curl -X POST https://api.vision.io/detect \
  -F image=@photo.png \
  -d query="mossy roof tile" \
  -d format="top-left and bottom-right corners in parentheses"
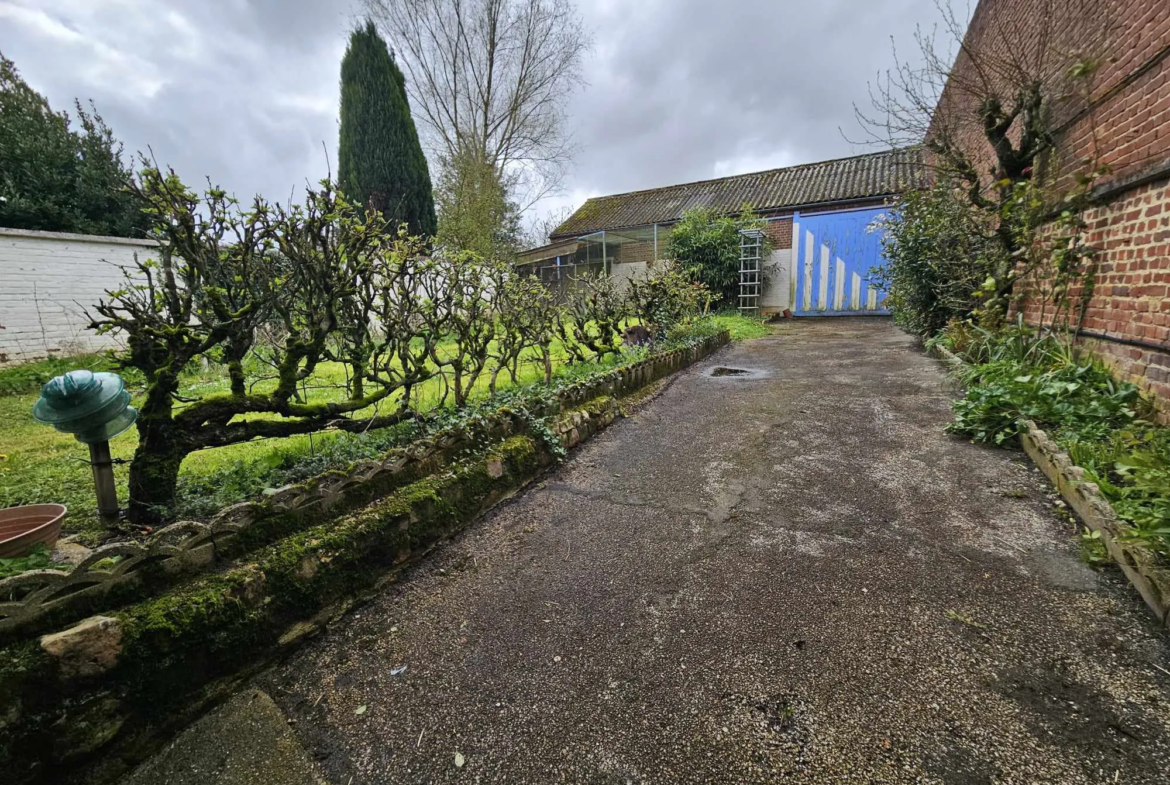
top-left (551, 147), bottom-right (924, 238)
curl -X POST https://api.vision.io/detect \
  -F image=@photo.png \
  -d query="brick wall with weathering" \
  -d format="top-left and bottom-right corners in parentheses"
top-left (0, 228), bottom-right (151, 366)
top-left (937, 0), bottom-right (1170, 418)
top-left (1017, 179), bottom-right (1170, 418)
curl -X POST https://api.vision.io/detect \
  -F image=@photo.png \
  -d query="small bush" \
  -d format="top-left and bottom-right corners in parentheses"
top-left (667, 205), bottom-right (769, 307)
top-left (875, 184), bottom-right (1007, 336)
top-left (627, 260), bottom-right (709, 337)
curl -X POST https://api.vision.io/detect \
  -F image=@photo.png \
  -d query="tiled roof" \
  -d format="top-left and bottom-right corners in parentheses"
top-left (551, 147), bottom-right (923, 238)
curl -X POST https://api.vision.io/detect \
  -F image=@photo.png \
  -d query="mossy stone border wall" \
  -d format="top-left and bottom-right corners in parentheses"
top-left (0, 333), bottom-right (729, 642)
top-left (0, 330), bottom-right (728, 785)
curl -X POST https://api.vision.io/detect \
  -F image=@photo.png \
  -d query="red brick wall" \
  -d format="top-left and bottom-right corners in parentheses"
top-left (939, 0), bottom-right (1170, 417)
top-left (933, 0), bottom-right (1170, 188)
top-left (762, 218), bottom-right (792, 250)
top-left (1017, 179), bottom-right (1170, 418)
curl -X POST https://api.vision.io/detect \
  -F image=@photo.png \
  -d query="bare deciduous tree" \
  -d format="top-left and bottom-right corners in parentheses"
top-left (363, 0), bottom-right (590, 210)
top-left (852, 0), bottom-right (1114, 193)
top-left (851, 0), bottom-right (1112, 317)
top-left (521, 204), bottom-right (574, 248)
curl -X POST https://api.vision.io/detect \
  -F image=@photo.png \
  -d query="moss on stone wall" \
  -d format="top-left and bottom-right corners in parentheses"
top-left (0, 332), bottom-right (729, 785)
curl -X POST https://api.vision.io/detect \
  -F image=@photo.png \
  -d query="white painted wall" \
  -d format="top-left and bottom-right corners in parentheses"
top-left (761, 247), bottom-right (794, 313)
top-left (0, 228), bottom-right (153, 365)
top-left (610, 260), bottom-right (649, 292)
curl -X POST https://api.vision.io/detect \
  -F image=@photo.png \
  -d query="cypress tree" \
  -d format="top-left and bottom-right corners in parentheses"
top-left (338, 21), bottom-right (437, 236)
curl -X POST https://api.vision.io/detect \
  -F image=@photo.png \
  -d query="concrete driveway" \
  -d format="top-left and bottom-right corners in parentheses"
top-left (236, 319), bottom-right (1170, 783)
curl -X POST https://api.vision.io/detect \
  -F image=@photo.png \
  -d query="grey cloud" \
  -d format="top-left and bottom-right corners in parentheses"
top-left (0, 0), bottom-right (964, 217)
top-left (561, 0), bottom-right (959, 203)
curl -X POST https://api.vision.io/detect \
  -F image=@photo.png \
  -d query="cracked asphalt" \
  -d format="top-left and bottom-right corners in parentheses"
top-left (253, 318), bottom-right (1170, 784)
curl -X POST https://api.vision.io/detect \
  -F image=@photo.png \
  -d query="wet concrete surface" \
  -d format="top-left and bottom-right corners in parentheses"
top-left (252, 318), bottom-right (1170, 784)
top-left (123, 689), bottom-right (326, 785)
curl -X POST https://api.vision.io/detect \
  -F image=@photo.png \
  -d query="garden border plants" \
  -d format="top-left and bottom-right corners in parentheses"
top-left (925, 338), bottom-right (1170, 627)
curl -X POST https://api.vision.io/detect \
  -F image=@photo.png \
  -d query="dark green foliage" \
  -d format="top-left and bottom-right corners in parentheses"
top-left (666, 205), bottom-right (768, 306)
top-left (874, 183), bottom-right (1007, 336)
top-left (0, 54), bottom-right (146, 237)
top-left (941, 322), bottom-right (1169, 560)
top-left (1067, 429), bottom-right (1170, 562)
top-left (0, 544), bottom-right (50, 579)
top-left (945, 323), bottom-right (1141, 446)
top-left (338, 22), bottom-right (437, 236)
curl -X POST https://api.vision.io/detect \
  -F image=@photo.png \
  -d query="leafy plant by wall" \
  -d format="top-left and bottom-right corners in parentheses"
top-left (338, 21), bottom-right (437, 237)
top-left (666, 205), bottom-right (769, 307)
top-left (939, 322), bottom-right (1168, 562)
top-left (0, 54), bottom-right (146, 238)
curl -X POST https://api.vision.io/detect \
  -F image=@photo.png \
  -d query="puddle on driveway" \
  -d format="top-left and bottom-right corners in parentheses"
top-left (705, 366), bottom-right (769, 380)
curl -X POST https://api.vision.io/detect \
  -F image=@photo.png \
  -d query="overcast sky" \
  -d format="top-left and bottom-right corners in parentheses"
top-left (0, 0), bottom-right (969, 228)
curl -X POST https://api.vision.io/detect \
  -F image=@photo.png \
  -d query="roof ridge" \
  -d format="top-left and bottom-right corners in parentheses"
top-left (577, 146), bottom-right (917, 205)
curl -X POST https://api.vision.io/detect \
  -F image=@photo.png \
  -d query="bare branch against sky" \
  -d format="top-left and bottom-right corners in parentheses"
top-left (362, 0), bottom-right (590, 210)
top-left (0, 0), bottom-right (970, 223)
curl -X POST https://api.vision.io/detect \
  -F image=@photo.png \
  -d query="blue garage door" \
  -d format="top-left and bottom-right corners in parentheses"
top-left (792, 207), bottom-right (890, 316)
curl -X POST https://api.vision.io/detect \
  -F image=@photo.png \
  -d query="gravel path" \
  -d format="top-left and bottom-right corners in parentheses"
top-left (257, 318), bottom-right (1170, 784)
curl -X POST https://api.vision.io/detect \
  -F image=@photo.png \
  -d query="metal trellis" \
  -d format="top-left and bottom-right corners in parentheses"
top-left (738, 229), bottom-right (764, 315)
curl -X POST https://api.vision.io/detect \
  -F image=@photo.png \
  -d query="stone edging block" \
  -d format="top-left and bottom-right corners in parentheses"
top-left (1020, 419), bottom-right (1170, 627)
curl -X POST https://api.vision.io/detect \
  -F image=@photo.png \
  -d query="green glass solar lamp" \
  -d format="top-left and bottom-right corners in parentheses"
top-left (32, 370), bottom-right (138, 523)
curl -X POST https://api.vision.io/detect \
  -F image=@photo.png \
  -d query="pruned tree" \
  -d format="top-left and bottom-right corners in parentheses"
top-left (422, 252), bottom-right (499, 408)
top-left (626, 260), bottom-right (709, 338)
top-left (338, 21), bottom-right (438, 236)
top-left (490, 268), bottom-right (558, 391)
top-left (90, 169), bottom-right (435, 524)
top-left (555, 271), bottom-right (626, 363)
top-left (851, 0), bottom-right (1111, 325)
top-left (361, 0), bottom-right (590, 212)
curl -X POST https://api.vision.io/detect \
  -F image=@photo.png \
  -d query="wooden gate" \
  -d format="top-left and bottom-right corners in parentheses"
top-left (792, 207), bottom-right (890, 316)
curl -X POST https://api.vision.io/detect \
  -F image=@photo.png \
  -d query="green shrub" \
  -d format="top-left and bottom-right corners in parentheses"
top-left (875, 184), bottom-right (1007, 336)
top-left (1064, 427), bottom-right (1170, 562)
top-left (0, 55), bottom-right (147, 237)
top-left (0, 544), bottom-right (50, 579)
top-left (667, 205), bottom-right (769, 307)
top-left (627, 260), bottom-right (709, 337)
top-left (948, 357), bottom-right (1140, 445)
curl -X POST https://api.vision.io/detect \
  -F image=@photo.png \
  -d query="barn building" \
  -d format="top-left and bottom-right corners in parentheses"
top-left (518, 147), bottom-right (924, 317)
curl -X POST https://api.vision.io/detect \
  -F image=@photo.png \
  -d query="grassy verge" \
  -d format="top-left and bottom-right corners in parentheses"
top-left (935, 321), bottom-right (1170, 563)
top-left (710, 311), bottom-right (773, 341)
top-left (1, 317), bottom-right (749, 545)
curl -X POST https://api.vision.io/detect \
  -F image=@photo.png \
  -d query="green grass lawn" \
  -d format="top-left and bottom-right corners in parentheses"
top-left (0, 313), bottom-right (768, 544)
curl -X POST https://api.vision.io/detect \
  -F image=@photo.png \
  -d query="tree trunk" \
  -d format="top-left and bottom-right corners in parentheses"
top-left (126, 380), bottom-right (188, 526)
top-left (127, 433), bottom-right (188, 527)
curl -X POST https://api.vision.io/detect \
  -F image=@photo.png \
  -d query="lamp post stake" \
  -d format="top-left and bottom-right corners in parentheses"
top-left (88, 440), bottom-right (119, 524)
